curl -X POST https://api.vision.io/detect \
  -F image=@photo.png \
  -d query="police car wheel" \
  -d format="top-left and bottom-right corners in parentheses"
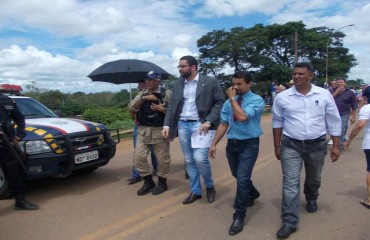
top-left (0, 164), bottom-right (11, 199)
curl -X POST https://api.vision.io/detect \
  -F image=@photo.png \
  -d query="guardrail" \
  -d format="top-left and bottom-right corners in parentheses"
top-left (111, 129), bottom-right (133, 138)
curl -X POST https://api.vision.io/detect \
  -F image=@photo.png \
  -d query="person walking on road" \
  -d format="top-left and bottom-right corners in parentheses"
top-left (162, 55), bottom-right (224, 205)
top-left (0, 91), bottom-right (39, 210)
top-left (329, 77), bottom-right (358, 147)
top-left (127, 78), bottom-right (158, 185)
top-left (272, 62), bottom-right (342, 239)
top-left (344, 86), bottom-right (370, 209)
top-left (128, 71), bottom-right (172, 196)
top-left (209, 71), bottom-right (265, 236)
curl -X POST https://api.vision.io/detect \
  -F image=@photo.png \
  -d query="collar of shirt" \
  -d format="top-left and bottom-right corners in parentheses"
top-left (287, 84), bottom-right (319, 97)
top-left (184, 73), bottom-right (199, 83)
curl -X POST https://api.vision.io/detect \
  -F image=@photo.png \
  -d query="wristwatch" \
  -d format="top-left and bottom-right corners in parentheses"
top-left (229, 98), bottom-right (234, 102)
top-left (205, 121), bottom-right (211, 124)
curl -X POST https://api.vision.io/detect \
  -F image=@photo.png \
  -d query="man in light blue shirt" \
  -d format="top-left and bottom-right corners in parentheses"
top-left (209, 71), bottom-right (265, 236)
top-left (272, 62), bottom-right (341, 239)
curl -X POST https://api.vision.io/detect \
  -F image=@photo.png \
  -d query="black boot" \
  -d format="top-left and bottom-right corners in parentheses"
top-left (137, 175), bottom-right (156, 196)
top-left (15, 196), bottom-right (39, 211)
top-left (152, 176), bottom-right (168, 195)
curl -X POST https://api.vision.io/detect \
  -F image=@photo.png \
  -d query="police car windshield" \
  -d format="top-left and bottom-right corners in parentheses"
top-left (12, 98), bottom-right (58, 119)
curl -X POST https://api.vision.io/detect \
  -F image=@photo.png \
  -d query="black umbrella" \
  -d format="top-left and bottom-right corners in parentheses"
top-left (87, 59), bottom-right (171, 84)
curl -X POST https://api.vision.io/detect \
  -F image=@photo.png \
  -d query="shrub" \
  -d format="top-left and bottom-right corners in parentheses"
top-left (83, 107), bottom-right (132, 125)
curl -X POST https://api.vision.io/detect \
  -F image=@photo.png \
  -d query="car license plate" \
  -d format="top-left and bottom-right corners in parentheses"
top-left (75, 151), bottom-right (99, 164)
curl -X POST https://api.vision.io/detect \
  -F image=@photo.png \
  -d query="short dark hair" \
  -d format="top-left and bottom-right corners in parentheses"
top-left (294, 62), bottom-right (315, 73)
top-left (180, 55), bottom-right (198, 70)
top-left (363, 86), bottom-right (370, 104)
top-left (336, 77), bottom-right (347, 82)
top-left (232, 71), bottom-right (252, 84)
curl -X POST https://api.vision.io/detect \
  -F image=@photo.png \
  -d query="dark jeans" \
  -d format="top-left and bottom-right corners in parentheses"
top-left (226, 137), bottom-right (260, 221)
top-left (0, 144), bottom-right (26, 199)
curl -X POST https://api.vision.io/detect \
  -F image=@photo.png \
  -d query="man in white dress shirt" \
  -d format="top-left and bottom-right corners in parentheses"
top-left (272, 62), bottom-right (342, 239)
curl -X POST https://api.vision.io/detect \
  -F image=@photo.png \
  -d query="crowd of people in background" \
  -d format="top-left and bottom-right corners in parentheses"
top-left (264, 78), bottom-right (367, 106)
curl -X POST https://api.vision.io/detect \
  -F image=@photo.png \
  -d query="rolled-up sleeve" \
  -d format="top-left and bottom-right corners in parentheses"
top-left (128, 91), bottom-right (144, 112)
top-left (325, 92), bottom-right (341, 136)
top-left (245, 96), bottom-right (265, 119)
top-left (272, 95), bottom-right (284, 128)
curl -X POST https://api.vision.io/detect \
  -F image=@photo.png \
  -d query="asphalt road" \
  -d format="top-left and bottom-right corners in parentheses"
top-left (0, 115), bottom-right (368, 240)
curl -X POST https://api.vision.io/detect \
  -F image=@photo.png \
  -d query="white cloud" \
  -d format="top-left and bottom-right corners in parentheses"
top-left (0, 0), bottom-right (369, 93)
top-left (194, 0), bottom-right (288, 17)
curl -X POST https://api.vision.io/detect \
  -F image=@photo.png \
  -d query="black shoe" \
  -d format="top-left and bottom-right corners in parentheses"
top-left (206, 186), bottom-right (216, 203)
top-left (276, 224), bottom-right (297, 239)
top-left (306, 200), bottom-right (318, 213)
top-left (247, 190), bottom-right (261, 207)
top-left (127, 177), bottom-right (143, 185)
top-left (15, 200), bottom-right (39, 211)
top-left (228, 219), bottom-right (244, 235)
top-left (182, 193), bottom-right (202, 204)
top-left (137, 175), bottom-right (156, 196)
top-left (152, 177), bottom-right (168, 195)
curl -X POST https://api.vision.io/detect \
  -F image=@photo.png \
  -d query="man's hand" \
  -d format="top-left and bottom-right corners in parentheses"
top-left (209, 145), bottom-right (216, 159)
top-left (199, 122), bottom-right (211, 135)
top-left (350, 115), bottom-right (356, 125)
top-left (226, 86), bottom-right (237, 99)
top-left (274, 146), bottom-right (281, 160)
top-left (335, 86), bottom-right (345, 95)
top-left (143, 94), bottom-right (158, 102)
top-left (330, 145), bottom-right (341, 162)
top-left (10, 136), bottom-right (21, 145)
top-left (162, 128), bottom-right (169, 139)
top-left (151, 102), bottom-right (166, 113)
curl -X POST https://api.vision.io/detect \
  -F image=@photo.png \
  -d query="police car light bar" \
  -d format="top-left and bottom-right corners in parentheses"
top-left (0, 84), bottom-right (23, 92)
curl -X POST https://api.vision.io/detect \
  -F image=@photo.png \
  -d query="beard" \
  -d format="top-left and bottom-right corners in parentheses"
top-left (180, 70), bottom-right (191, 78)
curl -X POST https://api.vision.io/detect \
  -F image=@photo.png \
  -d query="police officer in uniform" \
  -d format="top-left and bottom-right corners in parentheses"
top-left (128, 71), bottom-right (172, 196)
top-left (0, 92), bottom-right (39, 210)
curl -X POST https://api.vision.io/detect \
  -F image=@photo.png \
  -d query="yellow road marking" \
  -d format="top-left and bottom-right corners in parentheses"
top-left (78, 195), bottom-right (184, 240)
top-left (107, 204), bottom-right (186, 240)
top-left (79, 152), bottom-right (276, 240)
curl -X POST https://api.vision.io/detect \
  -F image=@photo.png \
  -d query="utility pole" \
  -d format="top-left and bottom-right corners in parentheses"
top-left (294, 32), bottom-right (298, 64)
top-left (325, 24), bottom-right (355, 85)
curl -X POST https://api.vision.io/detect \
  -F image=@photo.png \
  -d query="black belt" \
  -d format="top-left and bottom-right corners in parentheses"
top-left (180, 119), bottom-right (199, 122)
top-left (228, 137), bottom-right (259, 143)
top-left (286, 135), bottom-right (326, 144)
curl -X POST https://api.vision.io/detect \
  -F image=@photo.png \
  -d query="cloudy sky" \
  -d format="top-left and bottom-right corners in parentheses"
top-left (0, 0), bottom-right (369, 93)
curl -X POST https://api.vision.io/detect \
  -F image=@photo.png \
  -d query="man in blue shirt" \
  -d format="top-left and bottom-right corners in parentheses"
top-left (209, 71), bottom-right (265, 236)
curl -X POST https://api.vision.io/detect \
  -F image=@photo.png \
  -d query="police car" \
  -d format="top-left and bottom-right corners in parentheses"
top-left (0, 84), bottom-right (119, 198)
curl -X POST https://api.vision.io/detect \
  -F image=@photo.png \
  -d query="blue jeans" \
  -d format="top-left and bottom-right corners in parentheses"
top-left (178, 121), bottom-right (214, 195)
top-left (280, 135), bottom-right (327, 226)
top-left (131, 124), bottom-right (158, 179)
top-left (226, 138), bottom-right (260, 221)
top-left (340, 114), bottom-right (350, 145)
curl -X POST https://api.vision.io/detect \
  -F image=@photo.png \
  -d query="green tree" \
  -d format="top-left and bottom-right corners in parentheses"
top-left (197, 21), bottom-right (357, 90)
top-left (37, 90), bottom-right (67, 110)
